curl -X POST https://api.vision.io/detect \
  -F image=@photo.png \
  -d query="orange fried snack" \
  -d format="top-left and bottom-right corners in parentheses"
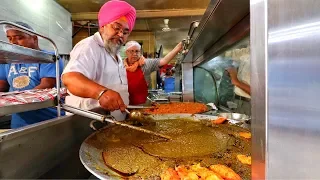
top-left (190, 164), bottom-right (223, 180)
top-left (161, 164), bottom-right (240, 180)
top-left (160, 168), bottom-right (180, 180)
top-left (175, 166), bottom-right (199, 180)
top-left (237, 155), bottom-right (251, 165)
top-left (239, 132), bottom-right (251, 139)
top-left (212, 117), bottom-right (227, 124)
top-left (209, 165), bottom-right (241, 180)
top-left (145, 102), bottom-right (208, 114)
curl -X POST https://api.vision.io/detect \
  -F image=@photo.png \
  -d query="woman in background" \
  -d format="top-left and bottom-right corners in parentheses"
top-left (124, 41), bottom-right (182, 105)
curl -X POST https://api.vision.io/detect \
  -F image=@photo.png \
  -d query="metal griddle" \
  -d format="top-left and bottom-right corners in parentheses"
top-left (79, 113), bottom-right (250, 179)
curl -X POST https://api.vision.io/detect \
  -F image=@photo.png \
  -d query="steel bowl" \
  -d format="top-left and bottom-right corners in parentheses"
top-left (217, 113), bottom-right (251, 122)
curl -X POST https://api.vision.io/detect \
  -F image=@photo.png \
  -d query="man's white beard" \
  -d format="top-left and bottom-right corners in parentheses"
top-left (104, 40), bottom-right (121, 56)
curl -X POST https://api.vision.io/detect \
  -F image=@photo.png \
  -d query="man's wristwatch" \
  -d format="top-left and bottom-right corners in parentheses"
top-left (97, 89), bottom-right (108, 100)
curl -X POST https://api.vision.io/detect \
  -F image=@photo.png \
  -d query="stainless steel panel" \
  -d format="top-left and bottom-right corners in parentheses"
top-left (252, 0), bottom-right (320, 179)
top-left (183, 0), bottom-right (249, 63)
top-left (250, 0), bottom-right (267, 179)
top-left (267, 0), bottom-right (320, 179)
top-left (193, 15), bottom-right (250, 67)
top-left (181, 63), bottom-right (194, 101)
top-left (183, 0), bottom-right (220, 52)
top-left (0, 2), bottom-right (72, 54)
top-left (0, 115), bottom-right (93, 178)
top-left (174, 64), bottom-right (182, 92)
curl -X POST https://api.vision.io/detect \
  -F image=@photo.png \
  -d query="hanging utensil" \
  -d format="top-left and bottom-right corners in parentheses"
top-left (126, 105), bottom-right (155, 109)
top-left (62, 104), bottom-right (171, 140)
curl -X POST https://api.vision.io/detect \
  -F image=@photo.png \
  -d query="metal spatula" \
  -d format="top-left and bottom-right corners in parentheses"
top-left (126, 105), bottom-right (156, 109)
top-left (62, 104), bottom-right (171, 140)
top-left (125, 109), bottom-right (147, 121)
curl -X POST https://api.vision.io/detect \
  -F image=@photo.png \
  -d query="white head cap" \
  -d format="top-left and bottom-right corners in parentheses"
top-left (124, 41), bottom-right (141, 51)
top-left (3, 21), bottom-right (36, 36)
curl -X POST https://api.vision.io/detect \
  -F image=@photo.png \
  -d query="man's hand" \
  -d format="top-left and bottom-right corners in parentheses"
top-left (98, 89), bottom-right (126, 112)
top-left (175, 42), bottom-right (183, 52)
top-left (226, 67), bottom-right (251, 95)
top-left (159, 42), bottom-right (184, 66)
top-left (226, 67), bottom-right (240, 86)
top-left (138, 55), bottom-right (145, 62)
top-left (34, 77), bottom-right (56, 89)
top-left (0, 80), bottom-right (9, 92)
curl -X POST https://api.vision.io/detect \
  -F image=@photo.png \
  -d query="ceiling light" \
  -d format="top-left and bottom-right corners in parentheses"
top-left (162, 19), bottom-right (171, 32)
top-left (162, 26), bottom-right (171, 32)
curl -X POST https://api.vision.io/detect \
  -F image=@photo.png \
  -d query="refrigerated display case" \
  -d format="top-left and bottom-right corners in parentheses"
top-left (195, 36), bottom-right (251, 115)
top-left (180, 0), bottom-right (250, 113)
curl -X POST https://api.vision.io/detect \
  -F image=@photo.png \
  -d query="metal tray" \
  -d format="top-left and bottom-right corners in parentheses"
top-left (0, 99), bottom-right (57, 116)
top-left (0, 40), bottom-right (56, 64)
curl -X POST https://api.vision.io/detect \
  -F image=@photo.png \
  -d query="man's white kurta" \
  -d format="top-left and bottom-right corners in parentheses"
top-left (63, 32), bottom-right (129, 120)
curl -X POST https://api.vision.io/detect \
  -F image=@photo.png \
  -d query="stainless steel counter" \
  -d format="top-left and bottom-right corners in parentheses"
top-left (0, 129), bottom-right (9, 133)
top-left (0, 114), bottom-right (94, 179)
top-left (0, 115), bottom-right (10, 129)
top-left (251, 0), bottom-right (320, 179)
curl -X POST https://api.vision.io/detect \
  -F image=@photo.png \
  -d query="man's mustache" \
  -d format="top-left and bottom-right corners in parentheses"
top-left (110, 36), bottom-right (124, 45)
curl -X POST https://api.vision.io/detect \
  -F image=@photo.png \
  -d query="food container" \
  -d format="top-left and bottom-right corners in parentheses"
top-left (217, 113), bottom-right (251, 122)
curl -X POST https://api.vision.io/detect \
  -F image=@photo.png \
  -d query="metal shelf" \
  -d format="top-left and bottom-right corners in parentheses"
top-left (0, 40), bottom-right (56, 64)
top-left (0, 21), bottom-right (62, 117)
top-left (0, 99), bottom-right (57, 116)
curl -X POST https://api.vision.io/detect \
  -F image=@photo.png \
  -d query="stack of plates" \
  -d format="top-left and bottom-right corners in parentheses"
top-left (154, 98), bottom-right (169, 104)
top-left (169, 92), bottom-right (182, 102)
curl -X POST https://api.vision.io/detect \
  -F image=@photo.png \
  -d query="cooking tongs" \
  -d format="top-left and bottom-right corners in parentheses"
top-left (62, 104), bottom-right (171, 140)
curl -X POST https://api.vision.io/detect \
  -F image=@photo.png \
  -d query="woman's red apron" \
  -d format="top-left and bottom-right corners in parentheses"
top-left (127, 67), bottom-right (148, 105)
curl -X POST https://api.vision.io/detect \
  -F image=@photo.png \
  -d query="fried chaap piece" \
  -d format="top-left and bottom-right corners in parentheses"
top-left (205, 174), bottom-right (224, 180)
top-left (237, 154), bottom-right (251, 165)
top-left (175, 165), bottom-right (199, 180)
top-left (209, 165), bottom-right (241, 180)
top-left (160, 168), bottom-right (180, 180)
top-left (161, 164), bottom-right (240, 180)
top-left (190, 164), bottom-right (223, 180)
top-left (239, 132), bottom-right (251, 139)
top-left (212, 117), bottom-right (227, 125)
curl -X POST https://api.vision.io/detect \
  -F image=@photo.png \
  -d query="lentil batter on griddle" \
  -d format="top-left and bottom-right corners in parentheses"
top-left (86, 119), bottom-right (251, 179)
